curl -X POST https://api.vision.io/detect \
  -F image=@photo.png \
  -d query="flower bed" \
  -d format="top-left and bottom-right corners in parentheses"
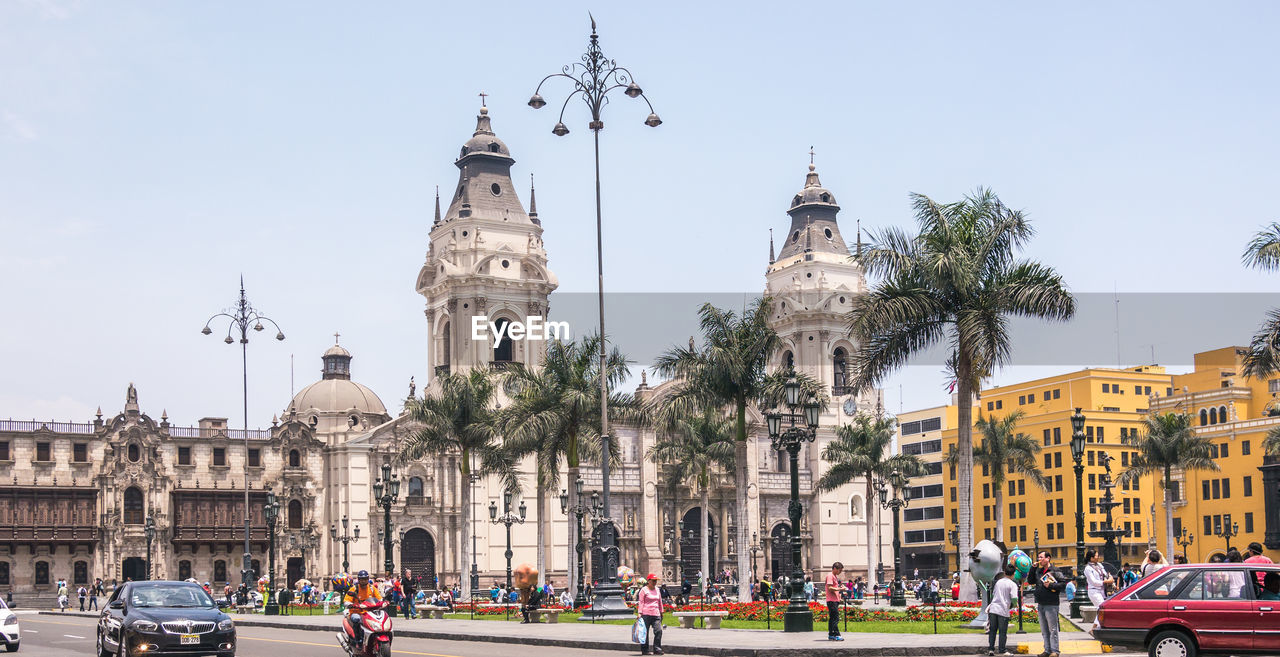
top-left (669, 600), bottom-right (1038, 624)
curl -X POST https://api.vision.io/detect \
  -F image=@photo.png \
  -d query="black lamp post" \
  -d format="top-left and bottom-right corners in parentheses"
top-left (1218, 521), bottom-right (1239, 554)
top-left (489, 491), bottom-right (526, 592)
top-left (878, 471), bottom-right (911, 607)
top-left (748, 532), bottom-right (763, 594)
top-left (263, 491), bottom-right (281, 615)
top-left (373, 463), bottom-right (400, 576)
top-left (529, 19), bottom-right (660, 619)
top-left (1178, 529), bottom-right (1195, 561)
top-left (764, 375), bottom-right (820, 632)
top-left (470, 470), bottom-right (480, 600)
top-left (1069, 407), bottom-right (1090, 618)
top-left (201, 278), bottom-right (285, 590)
top-left (948, 529), bottom-right (960, 580)
top-left (144, 515), bottom-right (156, 581)
top-left (560, 477), bottom-right (590, 608)
top-left (1034, 529), bottom-right (1040, 559)
top-left (329, 516), bottom-right (359, 573)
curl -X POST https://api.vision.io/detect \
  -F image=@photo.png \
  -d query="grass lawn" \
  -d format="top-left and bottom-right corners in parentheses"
top-left (443, 610), bottom-right (1058, 634)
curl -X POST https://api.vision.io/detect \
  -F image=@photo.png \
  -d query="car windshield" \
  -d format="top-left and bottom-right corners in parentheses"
top-left (130, 584), bottom-right (215, 608)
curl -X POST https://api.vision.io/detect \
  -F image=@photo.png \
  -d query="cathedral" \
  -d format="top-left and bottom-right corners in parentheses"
top-left (0, 104), bottom-right (891, 599)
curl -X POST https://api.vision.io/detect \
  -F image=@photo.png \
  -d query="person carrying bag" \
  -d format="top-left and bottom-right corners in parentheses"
top-left (635, 573), bottom-right (664, 655)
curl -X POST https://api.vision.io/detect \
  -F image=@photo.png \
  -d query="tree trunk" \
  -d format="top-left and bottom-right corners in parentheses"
top-left (955, 351), bottom-right (977, 602)
top-left (1164, 466), bottom-right (1175, 559)
top-left (701, 482), bottom-right (711, 595)
top-left (734, 399), bottom-right (752, 602)
top-left (460, 450), bottom-right (472, 602)
top-left (994, 485), bottom-right (1004, 543)
top-left (865, 478), bottom-right (878, 583)
top-left (535, 468), bottom-right (546, 587)
top-left (567, 463), bottom-right (580, 600)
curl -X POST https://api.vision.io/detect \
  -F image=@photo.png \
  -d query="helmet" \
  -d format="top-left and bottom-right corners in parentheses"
top-left (357, 570), bottom-right (370, 579)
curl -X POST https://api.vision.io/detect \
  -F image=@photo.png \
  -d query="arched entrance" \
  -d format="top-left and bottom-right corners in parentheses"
top-left (400, 528), bottom-right (437, 589)
top-left (769, 523), bottom-right (792, 582)
top-left (286, 557), bottom-right (304, 588)
top-left (679, 508), bottom-right (716, 586)
top-left (122, 557), bottom-right (147, 582)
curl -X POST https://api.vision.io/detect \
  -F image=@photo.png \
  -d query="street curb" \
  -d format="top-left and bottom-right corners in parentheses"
top-left (37, 611), bottom-right (1010, 656)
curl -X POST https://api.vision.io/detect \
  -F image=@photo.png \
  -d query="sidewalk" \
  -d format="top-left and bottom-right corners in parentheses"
top-left (40, 610), bottom-right (1101, 656)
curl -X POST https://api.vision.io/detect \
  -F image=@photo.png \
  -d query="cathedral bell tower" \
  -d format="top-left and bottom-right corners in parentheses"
top-left (416, 104), bottom-right (559, 380)
top-left (765, 159), bottom-right (879, 419)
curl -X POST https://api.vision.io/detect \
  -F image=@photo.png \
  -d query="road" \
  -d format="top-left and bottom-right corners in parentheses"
top-left (16, 612), bottom-right (650, 657)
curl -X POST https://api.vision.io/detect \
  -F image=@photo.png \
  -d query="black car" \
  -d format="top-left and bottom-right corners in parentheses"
top-left (96, 581), bottom-right (235, 657)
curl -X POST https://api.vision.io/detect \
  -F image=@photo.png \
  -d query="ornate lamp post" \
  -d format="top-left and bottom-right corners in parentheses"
top-left (373, 463), bottom-right (400, 576)
top-left (948, 529), bottom-right (960, 577)
top-left (560, 478), bottom-right (590, 608)
top-left (469, 470), bottom-right (480, 600)
top-left (877, 470), bottom-right (911, 607)
top-left (329, 516), bottom-right (359, 573)
top-left (1217, 521), bottom-right (1239, 554)
top-left (263, 490), bottom-right (281, 615)
top-left (489, 491), bottom-right (526, 592)
top-left (748, 532), bottom-right (763, 594)
top-left (201, 277), bottom-right (285, 590)
top-left (1069, 408), bottom-right (1091, 618)
top-left (764, 375), bottom-right (820, 632)
top-left (528, 18), bottom-right (660, 619)
top-left (144, 515), bottom-right (156, 581)
top-left (1178, 529), bottom-right (1195, 561)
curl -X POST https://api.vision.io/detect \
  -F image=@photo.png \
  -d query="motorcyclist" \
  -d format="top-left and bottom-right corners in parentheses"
top-left (343, 570), bottom-right (383, 649)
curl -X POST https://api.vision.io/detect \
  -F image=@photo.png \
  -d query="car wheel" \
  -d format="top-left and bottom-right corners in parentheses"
top-left (97, 631), bottom-right (111, 657)
top-left (3, 641), bottom-right (15, 652)
top-left (1148, 630), bottom-right (1196, 657)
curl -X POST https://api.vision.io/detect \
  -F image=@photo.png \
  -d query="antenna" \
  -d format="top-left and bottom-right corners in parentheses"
top-left (1114, 283), bottom-right (1121, 368)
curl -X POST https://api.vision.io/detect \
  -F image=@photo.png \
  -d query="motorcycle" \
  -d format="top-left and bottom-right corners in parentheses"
top-left (336, 600), bottom-right (393, 657)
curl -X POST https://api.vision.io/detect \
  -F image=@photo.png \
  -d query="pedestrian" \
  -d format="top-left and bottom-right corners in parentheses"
top-left (804, 576), bottom-right (814, 602)
top-left (77, 584), bottom-right (87, 611)
top-left (401, 569), bottom-right (418, 619)
top-left (1029, 551), bottom-right (1066, 657)
top-left (636, 573), bottom-right (663, 655)
top-left (89, 579), bottom-right (101, 611)
top-left (520, 584), bottom-right (543, 624)
top-left (1140, 550), bottom-right (1167, 578)
top-left (58, 582), bottom-right (69, 612)
top-left (1083, 549), bottom-right (1111, 609)
top-left (986, 566), bottom-right (1017, 656)
top-left (824, 562), bottom-right (844, 642)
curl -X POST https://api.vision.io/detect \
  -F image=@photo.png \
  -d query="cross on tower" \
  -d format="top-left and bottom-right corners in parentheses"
top-left (479, 91), bottom-right (488, 108)
top-left (809, 146), bottom-right (815, 165)
top-left (333, 332), bottom-right (340, 344)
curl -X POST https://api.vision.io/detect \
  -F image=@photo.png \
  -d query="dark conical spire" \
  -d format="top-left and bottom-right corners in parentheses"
top-left (768, 228), bottom-right (775, 264)
top-left (528, 173), bottom-right (540, 225)
top-left (856, 218), bottom-right (862, 259)
top-left (433, 186), bottom-right (442, 225)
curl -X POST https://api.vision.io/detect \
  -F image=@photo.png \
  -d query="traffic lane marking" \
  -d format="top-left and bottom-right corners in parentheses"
top-left (241, 634), bottom-right (474, 657)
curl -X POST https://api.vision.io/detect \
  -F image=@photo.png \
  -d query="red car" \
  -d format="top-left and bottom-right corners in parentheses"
top-left (1092, 563), bottom-right (1280, 657)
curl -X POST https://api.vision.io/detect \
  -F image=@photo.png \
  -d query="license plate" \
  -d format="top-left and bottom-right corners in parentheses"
top-left (180, 634), bottom-right (200, 645)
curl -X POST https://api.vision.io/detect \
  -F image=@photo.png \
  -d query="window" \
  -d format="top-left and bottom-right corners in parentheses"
top-left (1244, 441), bottom-right (1252, 455)
top-left (36, 442), bottom-right (51, 462)
top-left (1213, 515), bottom-right (1223, 536)
top-left (984, 506), bottom-right (991, 521)
top-left (1087, 426), bottom-right (1094, 442)
top-left (1043, 429), bottom-right (1051, 446)
top-left (904, 529), bottom-right (946, 543)
top-left (1134, 385), bottom-right (1142, 394)
top-left (1055, 475), bottom-right (1062, 490)
top-left (1134, 478), bottom-right (1140, 490)
top-left (73, 443), bottom-right (87, 462)
top-left (1246, 512), bottom-right (1255, 533)
top-left (1045, 389), bottom-right (1053, 401)
top-left (123, 486), bottom-right (144, 524)
top-left (833, 348), bottom-right (848, 391)
top-left (0, 563), bottom-right (8, 586)
top-left (1089, 473), bottom-right (1096, 489)
top-left (1019, 501), bottom-right (1025, 517)
top-left (1204, 515), bottom-right (1212, 535)
top-left (903, 506), bottom-right (944, 521)
top-left (950, 487), bottom-right (956, 502)
top-left (1170, 481), bottom-right (1181, 501)
top-left (1210, 408), bottom-right (1218, 424)
top-left (988, 402), bottom-right (994, 411)
top-left (1056, 522), bottom-right (1064, 538)
top-left (248, 449), bottom-right (260, 467)
top-left (1009, 481), bottom-right (1016, 496)
top-left (923, 462), bottom-right (943, 475)
top-left (1046, 500), bottom-right (1054, 516)
top-left (1044, 454), bottom-right (1052, 469)
top-left (35, 561), bottom-right (48, 586)
top-left (996, 400), bottom-right (1003, 409)
top-left (1009, 502), bottom-right (1016, 518)
top-left (1211, 479), bottom-right (1220, 499)
top-left (1088, 451), bottom-right (1095, 466)
top-left (1210, 444), bottom-right (1219, 459)
top-left (1145, 386), bottom-right (1152, 395)
top-left (127, 443), bottom-right (139, 462)
top-left (1019, 395), bottom-right (1026, 405)
top-left (178, 446), bottom-right (191, 465)
top-left (1181, 570), bottom-right (1249, 601)
top-left (1090, 521), bottom-right (1098, 532)
top-left (1019, 480), bottom-right (1026, 495)
top-left (908, 484), bottom-right (943, 499)
top-left (1054, 389), bottom-right (1061, 399)
top-left (0, 442), bottom-right (7, 461)
top-left (178, 560), bottom-right (192, 581)
top-left (951, 509), bottom-right (958, 523)
top-left (214, 560), bottom-right (227, 582)
top-left (1048, 524), bottom-right (1056, 540)
top-left (1056, 499), bottom-right (1063, 515)
top-left (492, 317), bottom-right (513, 362)
top-left (1122, 452), bottom-right (1129, 467)
top-left (1173, 517), bottom-right (1182, 537)
top-left (1221, 443), bottom-right (1229, 458)
top-left (1028, 393), bottom-right (1036, 403)
top-left (1203, 480), bottom-right (1211, 500)
top-left (982, 463), bottom-right (990, 477)
top-left (213, 448), bottom-right (226, 466)
top-left (1200, 409), bottom-right (1208, 426)
top-left (1223, 478), bottom-right (1231, 498)
top-left (983, 483), bottom-right (990, 499)
top-left (1102, 383), bottom-right (1111, 393)
top-left (1097, 427), bottom-right (1104, 442)
top-left (288, 499), bottom-right (303, 529)
top-left (1135, 522), bottom-right (1142, 537)
top-left (1220, 405), bottom-right (1229, 422)
top-left (1054, 427), bottom-right (1061, 444)
top-left (1133, 569), bottom-right (1192, 599)
top-left (903, 439), bottom-right (942, 455)
top-left (782, 350), bottom-right (794, 369)
top-left (289, 449), bottom-right (301, 467)
top-left (1245, 476), bottom-right (1253, 497)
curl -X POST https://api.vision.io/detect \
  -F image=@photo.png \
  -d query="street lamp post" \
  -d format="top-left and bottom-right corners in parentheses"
top-left (263, 490), bottom-right (281, 615)
top-left (1178, 529), bottom-right (1195, 561)
top-left (560, 478), bottom-right (590, 608)
top-left (948, 529), bottom-right (960, 581)
top-left (528, 18), bottom-right (660, 619)
top-left (202, 278), bottom-right (285, 590)
top-left (144, 515), bottom-right (156, 581)
top-left (748, 532), bottom-right (763, 595)
top-left (470, 471), bottom-right (480, 600)
top-left (373, 463), bottom-right (400, 576)
top-left (1034, 529), bottom-right (1040, 559)
top-left (1218, 522), bottom-right (1239, 554)
top-left (877, 471), bottom-right (911, 607)
top-left (764, 375), bottom-right (820, 632)
top-left (329, 516), bottom-right (359, 573)
top-left (489, 491), bottom-right (526, 592)
top-left (1069, 408), bottom-right (1091, 618)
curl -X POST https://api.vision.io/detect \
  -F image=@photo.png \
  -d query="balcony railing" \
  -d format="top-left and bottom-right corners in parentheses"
top-left (3, 526), bottom-right (99, 541)
top-left (0, 420), bottom-right (95, 434)
top-left (166, 426), bottom-right (272, 440)
top-left (171, 526), bottom-right (273, 541)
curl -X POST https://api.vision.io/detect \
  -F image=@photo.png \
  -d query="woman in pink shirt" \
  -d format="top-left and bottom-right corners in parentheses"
top-left (636, 573), bottom-right (664, 655)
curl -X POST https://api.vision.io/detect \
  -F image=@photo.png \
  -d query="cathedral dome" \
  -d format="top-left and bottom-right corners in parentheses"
top-left (458, 107), bottom-right (511, 159)
top-left (788, 164), bottom-right (839, 210)
top-left (286, 339), bottom-right (388, 417)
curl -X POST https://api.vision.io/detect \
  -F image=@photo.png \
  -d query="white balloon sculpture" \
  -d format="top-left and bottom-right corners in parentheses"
top-left (965, 539), bottom-right (1005, 629)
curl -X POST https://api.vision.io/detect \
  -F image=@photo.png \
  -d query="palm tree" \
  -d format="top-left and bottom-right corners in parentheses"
top-left (847, 188), bottom-right (1075, 590)
top-left (1119, 412), bottom-right (1219, 559)
top-left (654, 299), bottom-right (824, 602)
top-left (1241, 222), bottom-right (1280, 378)
top-left (945, 411), bottom-right (1047, 542)
top-left (815, 413), bottom-right (926, 586)
top-left (402, 369), bottom-right (519, 601)
top-left (647, 408), bottom-right (736, 588)
top-left (498, 333), bottom-right (636, 597)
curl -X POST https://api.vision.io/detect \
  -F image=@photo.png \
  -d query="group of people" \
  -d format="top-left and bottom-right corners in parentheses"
top-left (56, 578), bottom-right (107, 612)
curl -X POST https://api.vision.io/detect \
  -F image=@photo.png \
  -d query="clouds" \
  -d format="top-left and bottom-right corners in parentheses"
top-left (1, 111), bottom-right (37, 141)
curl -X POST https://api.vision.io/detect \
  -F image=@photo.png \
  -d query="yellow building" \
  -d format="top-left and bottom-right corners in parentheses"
top-left (896, 404), bottom-right (957, 578)
top-left (1150, 347), bottom-right (1280, 562)
top-left (937, 366), bottom-right (1171, 572)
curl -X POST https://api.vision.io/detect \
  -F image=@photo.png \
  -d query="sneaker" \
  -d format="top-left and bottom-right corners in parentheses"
top-left (654, 650), bottom-right (664, 655)
top-left (1049, 653), bottom-right (1060, 657)
top-left (830, 636), bottom-right (844, 642)
top-left (1038, 652), bottom-right (1051, 657)
top-left (986, 651), bottom-right (995, 656)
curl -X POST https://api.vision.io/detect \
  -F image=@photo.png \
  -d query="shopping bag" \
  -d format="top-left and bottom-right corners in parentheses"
top-left (631, 617), bottom-right (647, 644)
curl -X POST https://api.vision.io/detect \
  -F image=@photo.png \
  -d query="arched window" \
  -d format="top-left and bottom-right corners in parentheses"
top-left (35, 561), bottom-right (48, 586)
top-left (849, 495), bottom-right (863, 521)
top-left (74, 560), bottom-right (88, 585)
top-left (127, 443), bottom-right (140, 462)
top-left (493, 318), bottom-right (513, 363)
top-left (441, 321), bottom-right (451, 371)
top-left (1200, 409), bottom-right (1208, 426)
top-left (782, 350), bottom-right (794, 371)
top-left (123, 487), bottom-right (144, 524)
top-left (0, 563), bottom-right (8, 586)
top-left (833, 347), bottom-right (848, 391)
top-left (288, 499), bottom-right (303, 529)
top-left (1210, 407), bottom-right (1218, 425)
top-left (289, 449), bottom-right (301, 468)
top-left (214, 560), bottom-right (227, 582)
top-left (1220, 405), bottom-right (1229, 423)
top-left (408, 477), bottom-right (424, 501)
top-left (178, 560), bottom-right (191, 581)
top-left (489, 143), bottom-right (501, 153)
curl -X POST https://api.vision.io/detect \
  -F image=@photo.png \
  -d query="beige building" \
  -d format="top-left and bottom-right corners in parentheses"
top-left (895, 404), bottom-right (953, 577)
